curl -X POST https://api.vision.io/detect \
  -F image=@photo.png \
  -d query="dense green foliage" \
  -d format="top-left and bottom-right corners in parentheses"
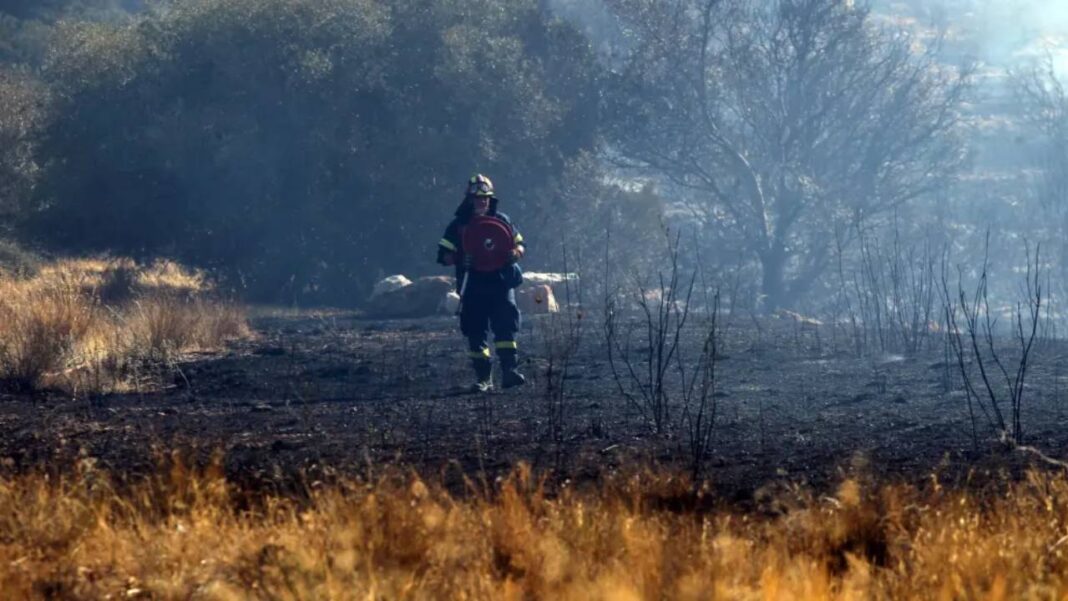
top-left (0, 68), bottom-right (41, 226)
top-left (0, 0), bottom-right (1054, 310)
top-left (20, 0), bottom-right (601, 303)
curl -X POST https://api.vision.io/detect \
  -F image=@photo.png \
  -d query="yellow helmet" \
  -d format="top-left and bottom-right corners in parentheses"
top-left (466, 173), bottom-right (495, 197)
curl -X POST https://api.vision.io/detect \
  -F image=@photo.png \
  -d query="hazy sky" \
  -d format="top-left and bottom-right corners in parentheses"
top-left (976, 0), bottom-right (1068, 69)
top-left (883, 0), bottom-right (1068, 72)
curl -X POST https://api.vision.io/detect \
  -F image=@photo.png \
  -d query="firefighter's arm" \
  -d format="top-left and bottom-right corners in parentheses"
top-left (511, 227), bottom-right (526, 261)
top-left (437, 224), bottom-right (460, 266)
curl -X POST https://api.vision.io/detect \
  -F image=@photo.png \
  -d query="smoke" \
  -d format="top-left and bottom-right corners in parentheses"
top-left (552, 1), bottom-right (1068, 73)
top-left (973, 0), bottom-right (1068, 71)
top-left (881, 0), bottom-right (1068, 73)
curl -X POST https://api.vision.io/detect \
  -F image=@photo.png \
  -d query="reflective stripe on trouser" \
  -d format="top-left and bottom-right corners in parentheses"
top-left (468, 342), bottom-right (492, 384)
top-left (494, 340), bottom-right (517, 350)
top-left (468, 346), bottom-right (491, 359)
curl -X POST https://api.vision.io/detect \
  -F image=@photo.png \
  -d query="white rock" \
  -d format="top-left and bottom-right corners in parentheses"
top-left (523, 272), bottom-right (579, 304)
top-left (366, 276), bottom-right (453, 318)
top-left (523, 272), bottom-right (579, 286)
top-left (441, 291), bottom-right (461, 314)
top-left (370, 274), bottom-right (412, 299)
top-left (517, 284), bottom-right (559, 314)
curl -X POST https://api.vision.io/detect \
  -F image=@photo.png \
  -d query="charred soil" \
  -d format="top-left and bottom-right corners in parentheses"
top-left (2, 309), bottom-right (1067, 505)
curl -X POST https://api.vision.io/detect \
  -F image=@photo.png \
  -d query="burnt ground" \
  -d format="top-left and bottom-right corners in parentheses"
top-left (3, 308), bottom-right (1068, 503)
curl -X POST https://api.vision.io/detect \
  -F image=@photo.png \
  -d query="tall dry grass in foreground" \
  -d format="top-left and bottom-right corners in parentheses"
top-left (1, 460), bottom-right (1067, 599)
top-left (0, 257), bottom-right (249, 393)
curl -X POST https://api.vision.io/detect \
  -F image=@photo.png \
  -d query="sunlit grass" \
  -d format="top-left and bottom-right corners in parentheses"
top-left (0, 459), bottom-right (1066, 599)
top-left (0, 256), bottom-right (250, 393)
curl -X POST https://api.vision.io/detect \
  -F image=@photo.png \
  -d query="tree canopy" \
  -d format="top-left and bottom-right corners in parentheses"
top-left (604, 0), bottom-right (971, 309)
top-left (27, 0), bottom-right (602, 302)
top-left (4, 0), bottom-right (1057, 312)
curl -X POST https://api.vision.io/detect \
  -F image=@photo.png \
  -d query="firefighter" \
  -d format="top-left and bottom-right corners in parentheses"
top-left (437, 174), bottom-right (527, 392)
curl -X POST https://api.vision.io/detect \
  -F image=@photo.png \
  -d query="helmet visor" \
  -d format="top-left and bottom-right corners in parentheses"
top-left (467, 180), bottom-right (494, 197)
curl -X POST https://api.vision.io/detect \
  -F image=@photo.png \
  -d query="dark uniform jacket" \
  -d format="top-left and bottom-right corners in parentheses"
top-left (436, 198), bottom-right (525, 291)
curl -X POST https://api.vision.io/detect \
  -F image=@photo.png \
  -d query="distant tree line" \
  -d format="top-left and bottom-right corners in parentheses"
top-left (4, 0), bottom-right (1045, 310)
top-left (2, 0), bottom-right (634, 303)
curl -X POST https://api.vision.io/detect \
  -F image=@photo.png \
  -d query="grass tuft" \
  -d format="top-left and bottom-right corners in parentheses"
top-left (0, 256), bottom-right (249, 393)
top-left (0, 461), bottom-right (1066, 599)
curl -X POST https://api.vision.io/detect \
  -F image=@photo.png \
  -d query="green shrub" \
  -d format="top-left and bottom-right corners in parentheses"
top-left (31, 0), bottom-right (603, 304)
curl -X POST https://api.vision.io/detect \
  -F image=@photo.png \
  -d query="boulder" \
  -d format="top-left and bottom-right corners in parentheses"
top-left (441, 291), bottom-right (461, 314)
top-left (366, 273), bottom-right (567, 317)
top-left (367, 275), bottom-right (455, 317)
top-left (774, 309), bottom-right (823, 327)
top-left (371, 275), bottom-right (413, 299)
top-left (524, 271), bottom-right (578, 286)
top-left (522, 272), bottom-right (579, 302)
top-left (517, 284), bottom-right (559, 314)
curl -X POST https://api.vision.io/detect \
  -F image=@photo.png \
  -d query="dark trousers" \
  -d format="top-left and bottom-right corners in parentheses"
top-left (460, 286), bottom-right (520, 362)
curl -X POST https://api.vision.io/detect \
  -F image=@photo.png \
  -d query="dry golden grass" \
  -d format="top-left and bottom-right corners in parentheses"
top-left (0, 257), bottom-right (250, 393)
top-left (1, 459), bottom-right (1067, 600)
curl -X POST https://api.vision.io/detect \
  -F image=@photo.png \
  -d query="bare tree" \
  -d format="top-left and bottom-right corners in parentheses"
top-left (679, 289), bottom-right (720, 482)
top-left (940, 235), bottom-right (1043, 446)
top-left (604, 229), bottom-right (696, 434)
top-left (846, 220), bottom-right (940, 356)
top-left (539, 242), bottom-right (585, 456)
top-left (604, 0), bottom-right (971, 310)
top-left (1017, 59), bottom-right (1068, 272)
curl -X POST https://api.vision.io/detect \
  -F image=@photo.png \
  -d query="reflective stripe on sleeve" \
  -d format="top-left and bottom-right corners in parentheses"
top-left (514, 232), bottom-right (524, 244)
top-left (439, 238), bottom-right (457, 252)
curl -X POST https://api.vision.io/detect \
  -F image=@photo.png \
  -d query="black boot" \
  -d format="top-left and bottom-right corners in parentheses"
top-left (498, 349), bottom-right (526, 389)
top-left (470, 357), bottom-right (494, 393)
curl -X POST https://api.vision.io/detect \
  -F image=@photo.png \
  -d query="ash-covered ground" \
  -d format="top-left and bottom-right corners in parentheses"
top-left (3, 309), bottom-right (1068, 504)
